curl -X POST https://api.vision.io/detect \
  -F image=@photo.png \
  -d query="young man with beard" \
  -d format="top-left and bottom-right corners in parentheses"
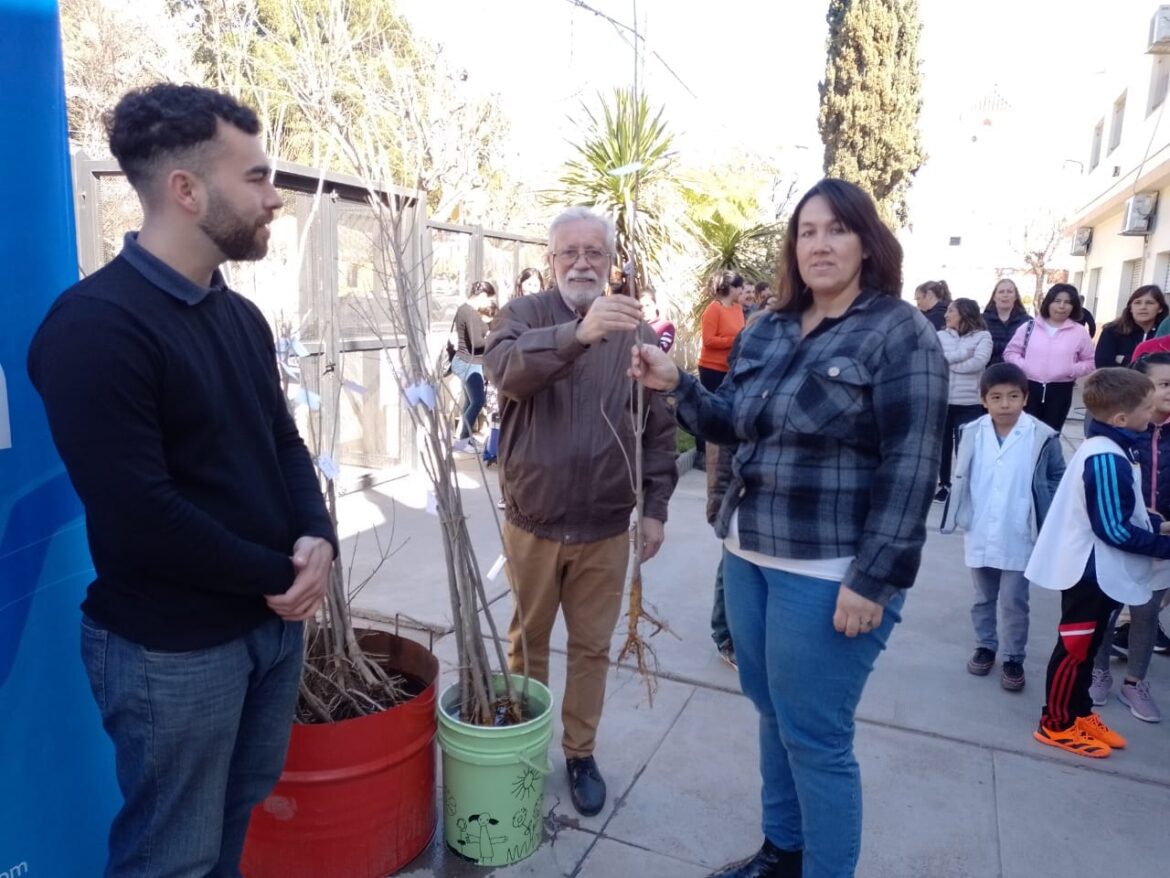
top-left (484, 207), bottom-right (678, 816)
top-left (27, 84), bottom-right (336, 876)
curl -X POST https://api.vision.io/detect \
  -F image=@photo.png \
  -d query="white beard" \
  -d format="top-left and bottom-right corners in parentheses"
top-left (558, 272), bottom-right (605, 312)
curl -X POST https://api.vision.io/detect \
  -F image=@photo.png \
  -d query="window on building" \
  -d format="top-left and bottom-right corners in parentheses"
top-left (1087, 266), bottom-right (1102, 313)
top-left (1090, 119), bottom-right (1104, 171)
top-left (1150, 58), bottom-right (1169, 116)
top-left (1073, 270), bottom-right (1084, 292)
top-left (948, 236), bottom-right (961, 246)
top-left (1157, 251), bottom-right (1170, 291)
top-left (1109, 92), bottom-right (1127, 153)
top-left (1119, 257), bottom-right (1145, 316)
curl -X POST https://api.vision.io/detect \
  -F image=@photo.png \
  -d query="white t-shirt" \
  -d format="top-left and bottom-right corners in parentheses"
top-left (725, 509), bottom-right (854, 582)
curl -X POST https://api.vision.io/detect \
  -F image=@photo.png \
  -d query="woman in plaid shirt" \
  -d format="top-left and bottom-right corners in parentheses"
top-left (631, 179), bottom-right (948, 878)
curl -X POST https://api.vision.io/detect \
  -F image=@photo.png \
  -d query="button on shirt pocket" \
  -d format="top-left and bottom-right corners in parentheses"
top-left (785, 356), bottom-right (873, 439)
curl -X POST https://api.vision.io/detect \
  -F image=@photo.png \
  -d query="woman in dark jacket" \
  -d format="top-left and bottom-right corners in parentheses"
top-left (1094, 284), bottom-right (1168, 368)
top-left (983, 278), bottom-right (1029, 365)
top-left (914, 279), bottom-right (951, 329)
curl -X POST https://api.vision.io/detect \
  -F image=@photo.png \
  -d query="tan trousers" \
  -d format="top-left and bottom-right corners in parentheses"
top-left (502, 521), bottom-right (629, 758)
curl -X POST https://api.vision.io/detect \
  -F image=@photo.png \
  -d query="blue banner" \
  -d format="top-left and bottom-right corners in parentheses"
top-left (0, 1), bottom-right (119, 874)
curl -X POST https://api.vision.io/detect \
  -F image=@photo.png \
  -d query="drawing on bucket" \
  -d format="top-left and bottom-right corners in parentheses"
top-left (455, 813), bottom-right (507, 861)
top-left (510, 765), bottom-right (541, 800)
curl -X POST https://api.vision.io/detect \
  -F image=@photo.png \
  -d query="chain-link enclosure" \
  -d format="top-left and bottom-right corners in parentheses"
top-left (72, 155), bottom-right (543, 483)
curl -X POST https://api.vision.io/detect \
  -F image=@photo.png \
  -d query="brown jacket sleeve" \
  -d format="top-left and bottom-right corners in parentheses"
top-left (484, 297), bottom-right (587, 400)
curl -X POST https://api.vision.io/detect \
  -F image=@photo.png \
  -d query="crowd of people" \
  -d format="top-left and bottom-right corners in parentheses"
top-left (27, 81), bottom-right (1170, 878)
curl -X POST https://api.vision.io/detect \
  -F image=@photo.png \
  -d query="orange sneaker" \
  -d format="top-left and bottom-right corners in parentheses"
top-left (1033, 723), bottom-right (1112, 758)
top-left (1076, 713), bottom-right (1127, 749)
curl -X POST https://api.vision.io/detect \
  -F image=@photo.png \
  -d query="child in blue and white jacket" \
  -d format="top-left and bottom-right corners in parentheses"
top-left (942, 363), bottom-right (1064, 691)
top-left (1027, 367), bottom-right (1170, 758)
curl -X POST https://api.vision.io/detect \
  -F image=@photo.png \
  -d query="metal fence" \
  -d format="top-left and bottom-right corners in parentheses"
top-left (71, 154), bottom-right (543, 484)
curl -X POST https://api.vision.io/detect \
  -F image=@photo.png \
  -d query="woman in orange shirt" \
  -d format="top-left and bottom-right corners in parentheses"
top-left (699, 270), bottom-right (747, 388)
top-left (695, 272), bottom-right (747, 472)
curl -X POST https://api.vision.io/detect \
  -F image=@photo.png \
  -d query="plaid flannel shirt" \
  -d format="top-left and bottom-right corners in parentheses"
top-left (674, 290), bottom-right (948, 605)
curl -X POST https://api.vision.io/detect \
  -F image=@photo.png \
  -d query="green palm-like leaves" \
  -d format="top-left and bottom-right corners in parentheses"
top-left (551, 89), bottom-right (680, 288)
top-left (693, 211), bottom-right (781, 283)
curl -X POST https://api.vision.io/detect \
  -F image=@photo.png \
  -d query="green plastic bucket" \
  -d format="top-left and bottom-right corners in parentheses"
top-left (437, 675), bottom-right (553, 867)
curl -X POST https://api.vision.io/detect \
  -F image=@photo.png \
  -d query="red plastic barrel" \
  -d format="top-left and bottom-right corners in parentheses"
top-left (242, 632), bottom-right (439, 878)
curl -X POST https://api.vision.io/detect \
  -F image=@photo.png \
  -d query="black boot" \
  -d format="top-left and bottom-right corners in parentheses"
top-left (566, 755), bottom-right (606, 816)
top-left (707, 839), bottom-right (803, 878)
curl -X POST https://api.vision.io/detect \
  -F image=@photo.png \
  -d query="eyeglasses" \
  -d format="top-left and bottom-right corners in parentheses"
top-left (551, 248), bottom-right (608, 265)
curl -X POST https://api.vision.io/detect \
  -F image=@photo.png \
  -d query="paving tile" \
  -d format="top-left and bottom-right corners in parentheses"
top-left (603, 686), bottom-right (761, 870)
top-left (995, 749), bottom-right (1170, 875)
top-left (855, 725), bottom-right (1000, 878)
top-left (344, 467), bottom-right (511, 633)
top-left (397, 822), bottom-right (596, 877)
top-left (576, 837), bottom-right (709, 877)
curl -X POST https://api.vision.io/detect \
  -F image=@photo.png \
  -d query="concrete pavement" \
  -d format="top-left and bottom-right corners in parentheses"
top-left (340, 445), bottom-right (1170, 878)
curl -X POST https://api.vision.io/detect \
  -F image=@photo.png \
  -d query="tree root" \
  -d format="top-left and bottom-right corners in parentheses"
top-left (617, 570), bottom-right (673, 706)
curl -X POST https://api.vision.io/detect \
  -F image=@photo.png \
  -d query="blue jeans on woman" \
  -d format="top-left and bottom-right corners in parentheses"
top-left (722, 550), bottom-right (904, 878)
top-left (81, 614), bottom-right (304, 877)
top-left (451, 357), bottom-right (486, 440)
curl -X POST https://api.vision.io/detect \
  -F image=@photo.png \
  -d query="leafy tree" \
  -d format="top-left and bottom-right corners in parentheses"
top-left (692, 211), bottom-right (782, 284)
top-left (552, 88), bottom-right (681, 290)
top-left (818, 0), bottom-right (924, 228)
top-left (60, 0), bottom-right (198, 153)
top-left (190, 0), bottom-right (511, 222)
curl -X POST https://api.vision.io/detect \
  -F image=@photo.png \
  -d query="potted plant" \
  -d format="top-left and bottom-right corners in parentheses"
top-left (241, 203), bottom-right (442, 877)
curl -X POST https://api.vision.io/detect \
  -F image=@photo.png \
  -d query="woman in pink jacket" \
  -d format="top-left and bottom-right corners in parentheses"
top-left (1004, 283), bottom-right (1096, 432)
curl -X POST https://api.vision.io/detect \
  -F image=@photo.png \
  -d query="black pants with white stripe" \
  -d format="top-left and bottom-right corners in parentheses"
top-left (1025, 379), bottom-right (1075, 433)
top-left (1041, 577), bottom-right (1120, 730)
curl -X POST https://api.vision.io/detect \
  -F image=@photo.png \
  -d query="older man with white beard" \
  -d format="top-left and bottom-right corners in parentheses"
top-left (484, 206), bottom-right (678, 816)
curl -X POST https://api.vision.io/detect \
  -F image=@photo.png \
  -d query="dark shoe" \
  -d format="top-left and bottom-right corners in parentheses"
top-left (1001, 660), bottom-right (1025, 691)
top-left (1155, 621), bottom-right (1170, 654)
top-left (566, 755), bottom-right (606, 816)
top-left (934, 486), bottom-right (949, 503)
top-left (967, 647), bottom-right (995, 676)
top-left (707, 839), bottom-right (803, 878)
top-left (717, 640), bottom-right (738, 669)
top-left (1111, 622), bottom-right (1130, 660)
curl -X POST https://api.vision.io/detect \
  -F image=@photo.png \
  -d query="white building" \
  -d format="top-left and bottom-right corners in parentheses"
top-left (1067, 5), bottom-right (1170, 321)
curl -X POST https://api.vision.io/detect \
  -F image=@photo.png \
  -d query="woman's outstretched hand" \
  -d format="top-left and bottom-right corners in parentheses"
top-left (629, 343), bottom-right (681, 392)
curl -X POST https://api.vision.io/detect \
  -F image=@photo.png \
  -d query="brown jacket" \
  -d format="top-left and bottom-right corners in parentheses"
top-left (484, 289), bottom-right (678, 543)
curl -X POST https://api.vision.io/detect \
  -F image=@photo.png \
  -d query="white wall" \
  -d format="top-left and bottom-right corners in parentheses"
top-left (1074, 178), bottom-right (1170, 323)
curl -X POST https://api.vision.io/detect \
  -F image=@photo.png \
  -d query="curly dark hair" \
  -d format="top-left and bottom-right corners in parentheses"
top-left (105, 83), bottom-right (260, 191)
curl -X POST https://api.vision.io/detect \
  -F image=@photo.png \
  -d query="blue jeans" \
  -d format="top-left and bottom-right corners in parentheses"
top-left (81, 614), bottom-right (304, 878)
top-left (451, 357), bottom-right (485, 440)
top-left (722, 551), bottom-right (904, 878)
top-left (970, 567), bottom-right (1029, 662)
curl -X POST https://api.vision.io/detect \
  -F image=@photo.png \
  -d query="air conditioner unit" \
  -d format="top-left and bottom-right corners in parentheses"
top-left (1150, 6), bottom-right (1170, 53)
top-left (1070, 227), bottom-right (1093, 256)
top-left (1120, 193), bottom-right (1158, 235)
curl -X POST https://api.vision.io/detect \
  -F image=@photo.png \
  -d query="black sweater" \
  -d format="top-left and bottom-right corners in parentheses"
top-left (27, 240), bottom-right (337, 650)
top-left (922, 301), bottom-right (948, 330)
top-left (983, 308), bottom-right (1030, 365)
top-left (1094, 324), bottom-right (1155, 368)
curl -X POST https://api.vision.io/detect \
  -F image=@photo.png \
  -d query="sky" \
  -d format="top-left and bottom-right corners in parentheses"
top-left (398, 0), bottom-right (1148, 187)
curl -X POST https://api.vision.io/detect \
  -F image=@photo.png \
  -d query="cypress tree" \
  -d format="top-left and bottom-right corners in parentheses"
top-left (818, 0), bottom-right (924, 229)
